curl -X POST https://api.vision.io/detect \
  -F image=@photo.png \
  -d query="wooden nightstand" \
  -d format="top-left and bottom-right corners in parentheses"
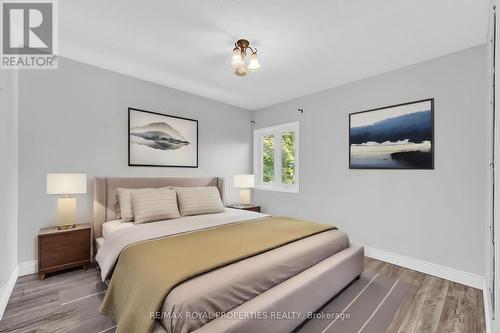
top-left (38, 223), bottom-right (91, 280)
top-left (226, 204), bottom-right (261, 213)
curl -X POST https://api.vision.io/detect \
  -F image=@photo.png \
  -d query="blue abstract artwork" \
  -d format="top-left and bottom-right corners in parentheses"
top-left (349, 99), bottom-right (434, 169)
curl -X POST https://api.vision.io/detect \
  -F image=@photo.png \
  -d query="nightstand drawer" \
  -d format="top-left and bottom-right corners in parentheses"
top-left (39, 244), bottom-right (89, 269)
top-left (38, 224), bottom-right (91, 279)
top-left (39, 229), bottom-right (89, 251)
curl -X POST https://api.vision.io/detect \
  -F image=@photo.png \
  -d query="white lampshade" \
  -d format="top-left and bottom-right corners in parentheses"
top-left (231, 48), bottom-right (244, 68)
top-left (234, 174), bottom-right (255, 188)
top-left (47, 173), bottom-right (87, 195)
top-left (247, 52), bottom-right (261, 71)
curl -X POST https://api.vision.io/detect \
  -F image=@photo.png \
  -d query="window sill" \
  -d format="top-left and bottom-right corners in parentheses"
top-left (255, 186), bottom-right (299, 193)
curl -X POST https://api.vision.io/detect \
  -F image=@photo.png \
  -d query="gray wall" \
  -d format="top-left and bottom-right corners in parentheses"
top-left (252, 45), bottom-right (488, 275)
top-left (0, 70), bottom-right (18, 285)
top-left (18, 58), bottom-right (253, 263)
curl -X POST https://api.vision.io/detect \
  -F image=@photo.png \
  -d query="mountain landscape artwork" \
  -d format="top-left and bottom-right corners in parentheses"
top-left (128, 108), bottom-right (198, 167)
top-left (349, 99), bottom-right (434, 169)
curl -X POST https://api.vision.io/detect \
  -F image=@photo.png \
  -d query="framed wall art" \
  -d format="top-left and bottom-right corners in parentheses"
top-left (349, 99), bottom-right (434, 169)
top-left (128, 108), bottom-right (198, 167)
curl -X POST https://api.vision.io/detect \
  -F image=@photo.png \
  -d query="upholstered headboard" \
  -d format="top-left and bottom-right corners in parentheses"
top-left (93, 177), bottom-right (225, 239)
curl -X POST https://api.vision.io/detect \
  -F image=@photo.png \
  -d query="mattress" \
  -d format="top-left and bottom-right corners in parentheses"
top-left (160, 229), bottom-right (349, 333)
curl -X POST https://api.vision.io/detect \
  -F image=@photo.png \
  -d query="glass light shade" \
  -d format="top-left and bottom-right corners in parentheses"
top-left (231, 48), bottom-right (244, 68)
top-left (247, 52), bottom-right (261, 71)
top-left (47, 173), bottom-right (87, 194)
top-left (234, 65), bottom-right (247, 76)
top-left (234, 174), bottom-right (255, 188)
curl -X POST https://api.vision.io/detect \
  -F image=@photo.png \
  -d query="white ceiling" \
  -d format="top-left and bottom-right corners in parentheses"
top-left (60, 0), bottom-right (489, 110)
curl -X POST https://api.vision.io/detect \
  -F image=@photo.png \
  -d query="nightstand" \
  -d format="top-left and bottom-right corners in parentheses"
top-left (38, 223), bottom-right (91, 280)
top-left (226, 204), bottom-right (261, 213)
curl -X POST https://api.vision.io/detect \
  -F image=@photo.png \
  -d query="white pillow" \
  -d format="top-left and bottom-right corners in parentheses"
top-left (176, 186), bottom-right (225, 216)
top-left (131, 188), bottom-right (180, 224)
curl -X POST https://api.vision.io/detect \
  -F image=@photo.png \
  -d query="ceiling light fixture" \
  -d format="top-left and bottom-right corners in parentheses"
top-left (231, 39), bottom-right (261, 76)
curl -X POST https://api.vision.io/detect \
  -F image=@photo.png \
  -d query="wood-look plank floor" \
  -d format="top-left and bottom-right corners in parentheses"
top-left (0, 258), bottom-right (486, 333)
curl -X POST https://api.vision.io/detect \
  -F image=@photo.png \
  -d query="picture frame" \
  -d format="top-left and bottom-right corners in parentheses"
top-left (349, 98), bottom-right (434, 170)
top-left (128, 108), bottom-right (198, 168)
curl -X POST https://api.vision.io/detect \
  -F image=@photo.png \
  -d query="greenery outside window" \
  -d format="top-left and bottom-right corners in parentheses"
top-left (254, 122), bottom-right (299, 192)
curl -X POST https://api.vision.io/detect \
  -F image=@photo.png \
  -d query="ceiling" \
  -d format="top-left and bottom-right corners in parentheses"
top-left (59, 0), bottom-right (490, 110)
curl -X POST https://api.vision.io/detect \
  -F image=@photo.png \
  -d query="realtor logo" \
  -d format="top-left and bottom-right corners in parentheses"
top-left (1, 0), bottom-right (57, 69)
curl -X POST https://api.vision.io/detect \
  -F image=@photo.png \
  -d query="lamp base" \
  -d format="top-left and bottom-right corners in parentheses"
top-left (58, 224), bottom-right (76, 230)
top-left (58, 197), bottom-right (76, 226)
top-left (239, 189), bottom-right (251, 206)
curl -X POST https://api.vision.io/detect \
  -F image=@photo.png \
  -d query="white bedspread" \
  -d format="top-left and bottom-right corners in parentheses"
top-left (95, 208), bottom-right (269, 280)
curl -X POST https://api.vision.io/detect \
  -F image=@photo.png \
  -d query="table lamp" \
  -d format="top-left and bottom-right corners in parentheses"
top-left (47, 173), bottom-right (87, 230)
top-left (234, 174), bottom-right (255, 206)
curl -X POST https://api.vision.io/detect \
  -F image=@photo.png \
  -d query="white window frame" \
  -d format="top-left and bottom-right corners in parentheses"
top-left (253, 121), bottom-right (299, 193)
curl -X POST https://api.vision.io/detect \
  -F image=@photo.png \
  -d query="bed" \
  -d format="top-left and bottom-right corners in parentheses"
top-left (93, 177), bottom-right (364, 333)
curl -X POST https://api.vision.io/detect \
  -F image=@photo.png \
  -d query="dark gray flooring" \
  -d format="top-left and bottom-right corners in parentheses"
top-left (0, 258), bottom-right (486, 333)
top-left (0, 267), bottom-right (114, 333)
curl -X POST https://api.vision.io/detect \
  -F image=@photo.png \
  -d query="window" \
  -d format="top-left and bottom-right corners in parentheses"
top-left (254, 122), bottom-right (299, 192)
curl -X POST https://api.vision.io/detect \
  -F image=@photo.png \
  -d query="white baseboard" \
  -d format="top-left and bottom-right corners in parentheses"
top-left (18, 260), bottom-right (37, 276)
top-left (0, 260), bottom-right (39, 319)
top-left (483, 278), bottom-right (493, 333)
top-left (361, 245), bottom-right (484, 289)
top-left (0, 265), bottom-right (18, 320)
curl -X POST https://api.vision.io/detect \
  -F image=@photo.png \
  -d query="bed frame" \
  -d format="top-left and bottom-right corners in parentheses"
top-left (93, 176), bottom-right (363, 333)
